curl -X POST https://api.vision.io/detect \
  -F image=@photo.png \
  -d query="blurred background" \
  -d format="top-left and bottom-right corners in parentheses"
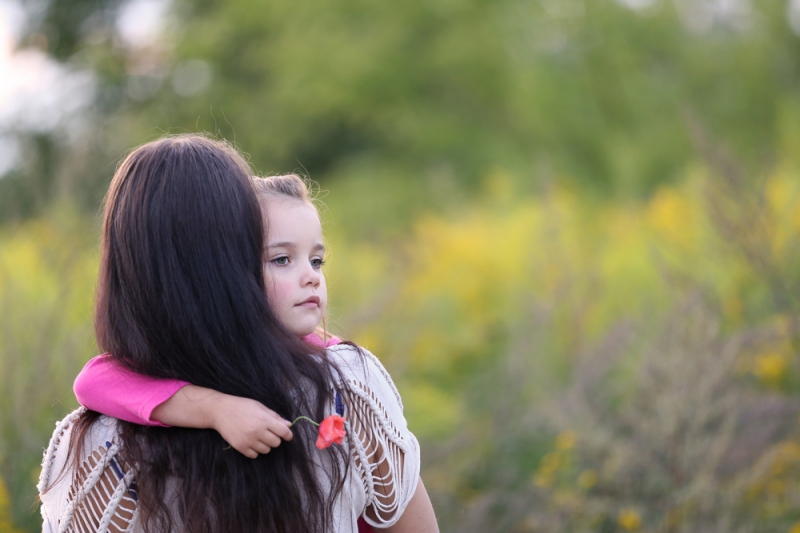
top-left (3, 0), bottom-right (800, 531)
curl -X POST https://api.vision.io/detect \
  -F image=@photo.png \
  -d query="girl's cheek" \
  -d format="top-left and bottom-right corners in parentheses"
top-left (266, 277), bottom-right (292, 308)
top-left (318, 277), bottom-right (328, 311)
top-left (263, 270), bottom-right (284, 303)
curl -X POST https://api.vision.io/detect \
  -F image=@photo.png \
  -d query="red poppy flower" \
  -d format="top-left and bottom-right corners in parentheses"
top-left (315, 414), bottom-right (346, 449)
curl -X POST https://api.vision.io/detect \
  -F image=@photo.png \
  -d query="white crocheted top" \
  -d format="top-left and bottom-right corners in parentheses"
top-left (38, 344), bottom-right (421, 532)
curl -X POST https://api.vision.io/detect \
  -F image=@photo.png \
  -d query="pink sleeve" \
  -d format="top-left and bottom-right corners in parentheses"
top-left (303, 333), bottom-right (342, 348)
top-left (73, 355), bottom-right (190, 427)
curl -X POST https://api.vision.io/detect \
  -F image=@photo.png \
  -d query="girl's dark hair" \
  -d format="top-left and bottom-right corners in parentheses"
top-left (81, 134), bottom-right (346, 532)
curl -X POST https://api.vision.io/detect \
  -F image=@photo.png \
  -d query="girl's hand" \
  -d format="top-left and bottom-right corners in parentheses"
top-left (211, 395), bottom-right (294, 458)
top-left (151, 385), bottom-right (293, 458)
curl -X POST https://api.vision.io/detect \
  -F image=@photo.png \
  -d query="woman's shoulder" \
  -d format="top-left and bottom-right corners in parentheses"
top-left (328, 343), bottom-right (402, 392)
top-left (326, 345), bottom-right (421, 529)
top-left (326, 342), bottom-right (369, 372)
top-left (326, 342), bottom-right (388, 375)
top-left (39, 409), bottom-right (129, 531)
top-left (39, 409), bottom-right (122, 489)
top-left (328, 343), bottom-right (403, 420)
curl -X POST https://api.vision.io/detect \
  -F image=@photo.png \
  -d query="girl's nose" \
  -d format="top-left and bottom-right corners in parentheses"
top-left (302, 264), bottom-right (321, 287)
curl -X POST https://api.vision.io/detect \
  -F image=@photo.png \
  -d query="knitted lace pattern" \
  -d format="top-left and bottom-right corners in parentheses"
top-left (331, 345), bottom-right (417, 526)
top-left (39, 409), bottom-right (139, 533)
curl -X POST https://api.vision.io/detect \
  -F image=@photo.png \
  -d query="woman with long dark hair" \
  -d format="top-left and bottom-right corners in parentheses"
top-left (38, 134), bottom-right (437, 532)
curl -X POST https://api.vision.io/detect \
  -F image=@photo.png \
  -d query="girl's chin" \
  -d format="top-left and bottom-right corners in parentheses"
top-left (289, 325), bottom-right (319, 339)
top-left (280, 311), bottom-right (322, 339)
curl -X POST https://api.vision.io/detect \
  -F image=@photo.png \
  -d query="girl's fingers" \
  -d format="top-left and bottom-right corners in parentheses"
top-left (252, 441), bottom-right (272, 455)
top-left (239, 430), bottom-right (290, 458)
top-left (259, 410), bottom-right (293, 441)
top-left (272, 423), bottom-right (293, 441)
top-left (261, 432), bottom-right (282, 449)
top-left (242, 448), bottom-right (259, 459)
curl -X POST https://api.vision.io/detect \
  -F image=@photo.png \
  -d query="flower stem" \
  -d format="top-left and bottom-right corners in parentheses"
top-left (291, 415), bottom-right (320, 427)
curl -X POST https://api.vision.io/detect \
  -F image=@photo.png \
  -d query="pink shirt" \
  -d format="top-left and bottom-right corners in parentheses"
top-left (73, 333), bottom-right (342, 426)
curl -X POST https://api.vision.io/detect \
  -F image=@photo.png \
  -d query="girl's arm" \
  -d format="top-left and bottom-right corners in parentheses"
top-left (151, 385), bottom-right (293, 458)
top-left (73, 355), bottom-right (188, 426)
top-left (73, 355), bottom-right (293, 458)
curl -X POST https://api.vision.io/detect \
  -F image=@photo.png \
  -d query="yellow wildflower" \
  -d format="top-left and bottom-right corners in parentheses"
top-left (533, 472), bottom-right (553, 489)
top-left (539, 452), bottom-right (563, 473)
top-left (618, 509), bottom-right (642, 531)
top-left (0, 475), bottom-right (21, 533)
top-left (768, 479), bottom-right (785, 496)
top-left (793, 204), bottom-right (800, 233)
top-left (647, 187), bottom-right (696, 249)
top-left (577, 469), bottom-right (598, 490)
top-left (753, 352), bottom-right (788, 383)
top-left (777, 440), bottom-right (800, 463)
top-left (555, 431), bottom-right (577, 451)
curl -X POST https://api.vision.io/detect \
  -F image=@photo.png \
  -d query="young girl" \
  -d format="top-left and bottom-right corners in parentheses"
top-left (72, 174), bottom-right (381, 532)
top-left (74, 175), bottom-right (333, 456)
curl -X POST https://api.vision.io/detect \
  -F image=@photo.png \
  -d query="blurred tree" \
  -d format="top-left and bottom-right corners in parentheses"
top-left (4, 0), bottom-right (799, 223)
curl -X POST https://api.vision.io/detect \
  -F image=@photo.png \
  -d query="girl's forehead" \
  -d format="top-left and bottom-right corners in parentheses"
top-left (258, 195), bottom-right (317, 216)
top-left (261, 196), bottom-right (322, 239)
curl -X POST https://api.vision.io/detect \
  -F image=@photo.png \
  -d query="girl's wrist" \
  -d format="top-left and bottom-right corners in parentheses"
top-left (154, 385), bottom-right (229, 430)
top-left (206, 389), bottom-right (233, 431)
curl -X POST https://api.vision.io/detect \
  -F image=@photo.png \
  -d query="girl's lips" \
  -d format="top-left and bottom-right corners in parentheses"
top-left (297, 296), bottom-right (320, 307)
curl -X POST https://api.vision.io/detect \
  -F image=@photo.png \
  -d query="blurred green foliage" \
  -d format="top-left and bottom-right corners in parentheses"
top-left (5, 0), bottom-right (800, 532)
top-left (323, 156), bottom-right (800, 531)
top-left (8, 0), bottom-right (800, 222)
top-left (0, 205), bottom-right (97, 532)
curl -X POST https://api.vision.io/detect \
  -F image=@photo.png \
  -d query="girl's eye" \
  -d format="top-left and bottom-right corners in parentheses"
top-left (272, 256), bottom-right (289, 266)
top-left (311, 258), bottom-right (325, 269)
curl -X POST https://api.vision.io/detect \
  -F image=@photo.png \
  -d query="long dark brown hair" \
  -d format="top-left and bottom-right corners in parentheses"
top-left (78, 134), bottom-right (346, 532)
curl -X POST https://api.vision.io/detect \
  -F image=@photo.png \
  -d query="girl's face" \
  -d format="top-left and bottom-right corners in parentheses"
top-left (261, 196), bottom-right (327, 338)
